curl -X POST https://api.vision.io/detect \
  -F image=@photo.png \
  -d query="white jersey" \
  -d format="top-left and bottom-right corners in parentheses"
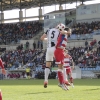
top-left (45, 28), bottom-right (60, 48)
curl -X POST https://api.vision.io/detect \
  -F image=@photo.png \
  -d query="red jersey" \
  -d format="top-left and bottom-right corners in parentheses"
top-left (56, 34), bottom-right (68, 49)
top-left (63, 54), bottom-right (72, 67)
top-left (0, 58), bottom-right (4, 69)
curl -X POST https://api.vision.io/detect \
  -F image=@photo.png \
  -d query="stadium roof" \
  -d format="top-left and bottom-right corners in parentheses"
top-left (0, 0), bottom-right (93, 11)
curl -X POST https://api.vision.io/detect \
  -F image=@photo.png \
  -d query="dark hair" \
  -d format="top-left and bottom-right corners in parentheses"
top-left (64, 27), bottom-right (70, 31)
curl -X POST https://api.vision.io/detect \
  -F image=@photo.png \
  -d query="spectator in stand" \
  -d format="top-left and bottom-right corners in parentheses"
top-left (17, 44), bottom-right (23, 50)
top-left (85, 40), bottom-right (88, 47)
top-left (37, 40), bottom-right (40, 49)
top-left (33, 42), bottom-right (36, 49)
top-left (26, 41), bottom-right (29, 49)
top-left (98, 41), bottom-right (100, 45)
top-left (25, 66), bottom-right (31, 79)
top-left (97, 44), bottom-right (100, 54)
top-left (40, 41), bottom-right (43, 49)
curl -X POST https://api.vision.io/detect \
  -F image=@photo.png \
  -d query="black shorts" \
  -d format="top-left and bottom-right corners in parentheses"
top-left (26, 72), bottom-right (30, 76)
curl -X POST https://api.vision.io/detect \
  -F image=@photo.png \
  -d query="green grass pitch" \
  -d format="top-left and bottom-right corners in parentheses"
top-left (0, 79), bottom-right (100, 100)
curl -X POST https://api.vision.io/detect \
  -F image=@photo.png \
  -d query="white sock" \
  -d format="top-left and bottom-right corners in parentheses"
top-left (63, 68), bottom-right (68, 81)
top-left (44, 68), bottom-right (50, 82)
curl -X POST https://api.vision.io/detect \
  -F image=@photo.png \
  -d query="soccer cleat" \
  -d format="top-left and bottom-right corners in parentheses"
top-left (44, 81), bottom-right (48, 88)
top-left (71, 83), bottom-right (74, 88)
top-left (65, 81), bottom-right (71, 86)
top-left (58, 84), bottom-right (69, 91)
top-left (58, 83), bottom-right (62, 87)
top-left (58, 83), bottom-right (69, 90)
top-left (61, 84), bottom-right (69, 91)
top-left (65, 84), bottom-right (70, 90)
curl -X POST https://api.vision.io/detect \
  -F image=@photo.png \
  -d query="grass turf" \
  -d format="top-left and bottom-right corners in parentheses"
top-left (0, 79), bottom-right (100, 100)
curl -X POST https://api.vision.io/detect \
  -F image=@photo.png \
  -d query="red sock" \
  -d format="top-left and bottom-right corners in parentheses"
top-left (58, 70), bottom-right (64, 84)
top-left (70, 77), bottom-right (73, 83)
top-left (0, 90), bottom-right (2, 100)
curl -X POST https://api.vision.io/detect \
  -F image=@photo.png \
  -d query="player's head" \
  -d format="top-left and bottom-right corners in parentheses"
top-left (56, 23), bottom-right (65, 32)
top-left (64, 27), bottom-right (72, 37)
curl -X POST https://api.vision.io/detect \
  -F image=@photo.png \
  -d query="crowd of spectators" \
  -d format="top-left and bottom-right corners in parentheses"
top-left (78, 50), bottom-right (100, 68)
top-left (1, 48), bottom-right (46, 79)
top-left (1, 49), bottom-right (45, 69)
top-left (0, 21), bottom-right (43, 45)
top-left (1, 19), bottom-right (100, 46)
top-left (1, 39), bottom-right (100, 70)
top-left (72, 21), bottom-right (100, 35)
top-left (1, 18), bottom-right (100, 47)
top-left (1, 39), bottom-right (100, 79)
top-left (69, 40), bottom-right (100, 68)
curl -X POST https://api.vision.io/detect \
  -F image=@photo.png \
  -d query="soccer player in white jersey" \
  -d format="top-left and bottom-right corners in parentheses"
top-left (40, 27), bottom-right (60, 88)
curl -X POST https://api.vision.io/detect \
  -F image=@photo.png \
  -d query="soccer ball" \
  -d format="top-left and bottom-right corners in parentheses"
top-left (57, 23), bottom-right (65, 31)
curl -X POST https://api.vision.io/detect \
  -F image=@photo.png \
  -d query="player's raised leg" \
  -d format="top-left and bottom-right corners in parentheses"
top-left (69, 71), bottom-right (74, 88)
top-left (63, 68), bottom-right (71, 86)
top-left (54, 48), bottom-right (69, 90)
top-left (44, 48), bottom-right (53, 88)
top-left (44, 62), bottom-right (51, 88)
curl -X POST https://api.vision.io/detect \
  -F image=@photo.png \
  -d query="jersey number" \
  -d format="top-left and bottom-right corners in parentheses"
top-left (51, 31), bottom-right (55, 38)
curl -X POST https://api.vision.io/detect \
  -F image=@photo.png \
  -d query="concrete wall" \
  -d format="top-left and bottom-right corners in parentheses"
top-left (20, 39), bottom-right (34, 49)
top-left (0, 39), bottom-right (35, 51)
top-left (93, 35), bottom-right (100, 43)
top-left (43, 39), bottom-right (93, 49)
top-left (0, 36), bottom-right (95, 51)
top-left (72, 66), bottom-right (81, 79)
top-left (0, 44), bottom-right (19, 50)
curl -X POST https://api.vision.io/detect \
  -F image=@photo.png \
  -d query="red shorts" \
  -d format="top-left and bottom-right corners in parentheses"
top-left (65, 67), bottom-right (72, 74)
top-left (54, 48), bottom-right (64, 65)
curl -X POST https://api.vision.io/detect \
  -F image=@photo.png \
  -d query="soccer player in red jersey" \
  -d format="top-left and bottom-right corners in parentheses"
top-left (63, 49), bottom-right (75, 88)
top-left (0, 89), bottom-right (2, 100)
top-left (0, 58), bottom-right (6, 100)
top-left (0, 58), bottom-right (6, 75)
top-left (54, 27), bottom-right (72, 90)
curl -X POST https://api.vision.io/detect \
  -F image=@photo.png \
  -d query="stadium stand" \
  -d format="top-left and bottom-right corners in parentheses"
top-left (0, 21), bottom-right (43, 45)
top-left (0, 0), bottom-right (100, 79)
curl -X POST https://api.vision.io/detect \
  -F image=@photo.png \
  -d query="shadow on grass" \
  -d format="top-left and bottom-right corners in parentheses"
top-left (26, 91), bottom-right (59, 94)
top-left (84, 88), bottom-right (100, 91)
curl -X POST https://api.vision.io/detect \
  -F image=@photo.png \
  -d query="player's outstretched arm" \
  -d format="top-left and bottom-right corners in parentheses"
top-left (60, 30), bottom-right (67, 34)
top-left (40, 34), bottom-right (47, 41)
top-left (60, 27), bottom-right (71, 35)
